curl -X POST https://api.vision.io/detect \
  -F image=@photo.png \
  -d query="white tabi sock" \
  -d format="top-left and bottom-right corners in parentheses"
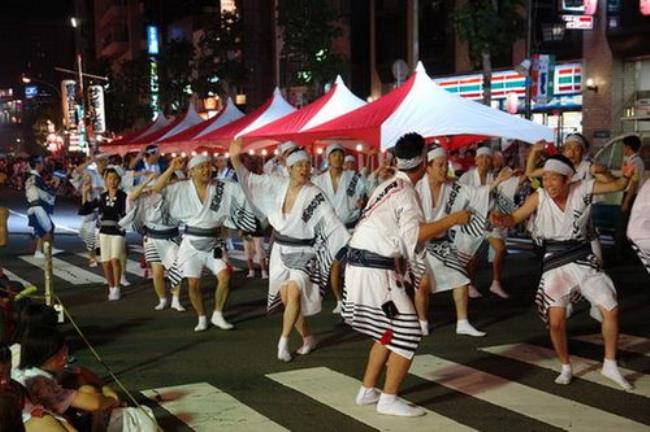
top-left (171, 296), bottom-right (185, 312)
top-left (419, 320), bottom-right (430, 336)
top-left (246, 270), bottom-right (255, 278)
top-left (261, 269), bottom-right (269, 279)
top-left (296, 335), bottom-right (317, 355)
top-left (468, 285), bottom-right (482, 298)
top-left (120, 275), bottom-right (130, 287)
top-left (601, 359), bottom-right (633, 390)
top-left (332, 300), bottom-right (343, 314)
top-left (456, 319), bottom-right (486, 337)
top-left (355, 386), bottom-right (381, 406)
top-left (376, 393), bottom-right (426, 417)
top-left (194, 316), bottom-right (208, 332)
top-left (211, 311), bottom-right (234, 330)
top-left (277, 336), bottom-right (291, 362)
top-left (108, 287), bottom-right (121, 301)
top-left (555, 363), bottom-right (573, 385)
top-left (154, 298), bottom-right (167, 310)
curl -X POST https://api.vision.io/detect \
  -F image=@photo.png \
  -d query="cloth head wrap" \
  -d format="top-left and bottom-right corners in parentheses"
top-left (476, 147), bottom-right (493, 157)
top-left (145, 144), bottom-right (159, 155)
top-left (105, 164), bottom-right (124, 177)
top-left (278, 141), bottom-right (298, 155)
top-left (286, 150), bottom-right (309, 167)
top-left (427, 146), bottom-right (447, 162)
top-left (188, 154), bottom-right (212, 170)
top-left (344, 155), bottom-right (356, 163)
top-left (543, 158), bottom-right (575, 176)
top-left (564, 134), bottom-right (587, 150)
top-left (325, 143), bottom-right (344, 159)
top-left (94, 153), bottom-right (110, 160)
top-left (396, 153), bottom-right (424, 170)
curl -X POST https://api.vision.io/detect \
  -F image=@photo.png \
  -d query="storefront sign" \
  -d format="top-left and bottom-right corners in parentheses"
top-left (88, 85), bottom-right (106, 134)
top-left (60, 80), bottom-right (77, 129)
top-left (561, 15), bottom-right (594, 29)
top-left (531, 54), bottom-right (555, 105)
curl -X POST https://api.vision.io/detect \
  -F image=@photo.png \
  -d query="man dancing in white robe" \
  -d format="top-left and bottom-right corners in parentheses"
top-left (312, 143), bottom-right (368, 313)
top-left (231, 140), bottom-right (349, 363)
top-left (492, 154), bottom-right (636, 390)
top-left (459, 146), bottom-right (518, 298)
top-left (415, 146), bottom-right (510, 337)
top-left (343, 133), bottom-right (471, 417)
top-left (152, 155), bottom-right (257, 331)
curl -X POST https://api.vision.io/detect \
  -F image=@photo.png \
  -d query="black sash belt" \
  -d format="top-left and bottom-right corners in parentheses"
top-left (274, 233), bottom-right (315, 247)
top-left (542, 240), bottom-right (592, 273)
top-left (346, 248), bottom-right (394, 270)
top-left (145, 226), bottom-right (179, 239)
top-left (185, 226), bottom-right (221, 237)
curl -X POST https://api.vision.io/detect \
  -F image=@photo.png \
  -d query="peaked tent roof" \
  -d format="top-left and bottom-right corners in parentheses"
top-left (156, 98), bottom-right (245, 154)
top-left (196, 88), bottom-right (295, 148)
top-left (129, 103), bottom-right (203, 147)
top-left (301, 62), bottom-right (554, 150)
top-left (242, 76), bottom-right (366, 150)
top-left (101, 112), bottom-right (169, 154)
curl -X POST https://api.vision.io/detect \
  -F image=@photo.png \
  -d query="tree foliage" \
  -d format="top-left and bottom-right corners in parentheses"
top-left (103, 56), bottom-right (152, 132)
top-left (193, 10), bottom-right (247, 99)
top-left (277, 0), bottom-right (346, 94)
top-left (453, 0), bottom-right (525, 104)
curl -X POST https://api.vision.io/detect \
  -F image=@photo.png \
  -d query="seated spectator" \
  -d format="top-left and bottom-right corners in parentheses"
top-left (1, 342), bottom-right (76, 431)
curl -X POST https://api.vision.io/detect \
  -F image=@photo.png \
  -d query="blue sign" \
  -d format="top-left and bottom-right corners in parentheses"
top-left (147, 26), bottom-right (159, 55)
top-left (25, 85), bottom-right (38, 99)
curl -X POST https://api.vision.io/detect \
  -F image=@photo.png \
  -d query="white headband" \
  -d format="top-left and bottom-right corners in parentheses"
top-left (278, 141), bottom-right (298, 154)
top-left (427, 147), bottom-right (447, 162)
top-left (543, 158), bottom-right (575, 176)
top-left (476, 147), bottom-right (493, 157)
top-left (325, 143), bottom-right (344, 159)
top-left (188, 154), bottom-right (212, 170)
top-left (396, 155), bottom-right (424, 170)
top-left (344, 155), bottom-right (355, 163)
top-left (95, 153), bottom-right (110, 160)
top-left (565, 134), bottom-right (587, 149)
top-left (286, 150), bottom-right (309, 167)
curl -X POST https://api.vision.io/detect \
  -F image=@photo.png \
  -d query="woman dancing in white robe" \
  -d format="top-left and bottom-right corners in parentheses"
top-left (231, 140), bottom-right (349, 363)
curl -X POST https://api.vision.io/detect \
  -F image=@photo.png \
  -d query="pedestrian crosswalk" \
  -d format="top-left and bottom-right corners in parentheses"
top-left (139, 336), bottom-right (650, 432)
top-left (574, 334), bottom-right (650, 358)
top-left (19, 254), bottom-right (106, 285)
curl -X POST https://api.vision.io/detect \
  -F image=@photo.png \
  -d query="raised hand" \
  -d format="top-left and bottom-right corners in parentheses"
top-left (453, 209), bottom-right (473, 226)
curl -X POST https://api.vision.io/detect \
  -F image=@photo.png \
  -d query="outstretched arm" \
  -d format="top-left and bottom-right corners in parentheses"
top-left (593, 163), bottom-right (634, 196)
top-left (128, 172), bottom-right (156, 202)
top-left (151, 156), bottom-right (184, 193)
top-left (491, 191), bottom-right (539, 229)
top-left (418, 210), bottom-right (472, 243)
top-left (525, 141), bottom-right (546, 179)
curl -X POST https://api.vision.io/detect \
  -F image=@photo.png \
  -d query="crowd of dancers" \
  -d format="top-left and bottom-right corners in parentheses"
top-left (21, 132), bottom-right (650, 418)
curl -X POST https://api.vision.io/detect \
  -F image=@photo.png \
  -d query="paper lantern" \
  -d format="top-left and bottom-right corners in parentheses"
top-left (506, 92), bottom-right (519, 114)
top-left (584, 0), bottom-right (598, 15)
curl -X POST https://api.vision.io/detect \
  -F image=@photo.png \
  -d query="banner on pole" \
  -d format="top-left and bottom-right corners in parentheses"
top-left (89, 85), bottom-right (106, 134)
top-left (531, 54), bottom-right (555, 105)
top-left (60, 80), bottom-right (77, 129)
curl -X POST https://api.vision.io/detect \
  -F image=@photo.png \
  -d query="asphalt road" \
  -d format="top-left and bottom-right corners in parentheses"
top-left (2, 189), bottom-right (649, 431)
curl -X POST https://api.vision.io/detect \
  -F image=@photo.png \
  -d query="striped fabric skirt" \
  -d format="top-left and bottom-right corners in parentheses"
top-left (342, 265), bottom-right (421, 360)
top-left (424, 242), bottom-right (471, 293)
top-left (78, 213), bottom-right (98, 252)
top-left (144, 236), bottom-right (183, 287)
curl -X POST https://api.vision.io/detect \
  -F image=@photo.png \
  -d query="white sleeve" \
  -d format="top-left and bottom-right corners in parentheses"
top-left (396, 187), bottom-right (424, 261)
top-left (458, 171), bottom-right (472, 186)
top-left (25, 176), bottom-right (39, 202)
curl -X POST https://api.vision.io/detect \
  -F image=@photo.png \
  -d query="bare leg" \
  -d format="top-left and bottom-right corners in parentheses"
top-left (489, 237), bottom-right (506, 284)
top-left (151, 262), bottom-right (167, 300)
top-left (452, 285), bottom-right (469, 321)
top-left (187, 278), bottom-right (205, 316)
top-left (362, 342), bottom-right (390, 388)
top-left (213, 268), bottom-right (231, 312)
top-left (414, 275), bottom-right (430, 321)
top-left (281, 282), bottom-right (301, 338)
top-left (294, 313), bottom-right (311, 338)
top-left (330, 260), bottom-right (342, 301)
top-left (111, 258), bottom-right (122, 287)
top-left (383, 352), bottom-right (412, 395)
top-left (102, 261), bottom-right (114, 287)
top-left (599, 305), bottom-right (619, 360)
top-left (548, 307), bottom-right (570, 364)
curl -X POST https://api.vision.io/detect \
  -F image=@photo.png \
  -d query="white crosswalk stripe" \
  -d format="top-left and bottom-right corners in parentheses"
top-left (410, 354), bottom-right (649, 432)
top-left (267, 366), bottom-right (476, 431)
top-left (141, 383), bottom-right (288, 432)
top-left (74, 253), bottom-right (144, 278)
top-left (19, 254), bottom-right (106, 285)
top-left (2, 268), bottom-right (34, 287)
top-left (574, 334), bottom-right (650, 358)
top-left (479, 343), bottom-right (650, 397)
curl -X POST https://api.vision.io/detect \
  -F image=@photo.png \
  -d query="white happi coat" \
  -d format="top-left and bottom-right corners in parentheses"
top-left (415, 177), bottom-right (491, 293)
top-left (164, 178), bottom-right (256, 275)
top-left (532, 179), bottom-right (617, 322)
top-left (70, 168), bottom-right (105, 252)
top-left (120, 191), bottom-right (183, 286)
top-left (237, 167), bottom-right (349, 317)
top-left (627, 179), bottom-right (650, 274)
top-left (342, 171), bottom-right (426, 360)
top-left (312, 169), bottom-right (367, 227)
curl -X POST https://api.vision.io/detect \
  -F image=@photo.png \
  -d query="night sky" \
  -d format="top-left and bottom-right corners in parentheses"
top-left (0, 1), bottom-right (75, 88)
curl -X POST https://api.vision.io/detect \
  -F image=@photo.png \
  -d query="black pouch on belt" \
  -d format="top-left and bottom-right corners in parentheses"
top-left (381, 300), bottom-right (399, 319)
top-left (213, 247), bottom-right (223, 259)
